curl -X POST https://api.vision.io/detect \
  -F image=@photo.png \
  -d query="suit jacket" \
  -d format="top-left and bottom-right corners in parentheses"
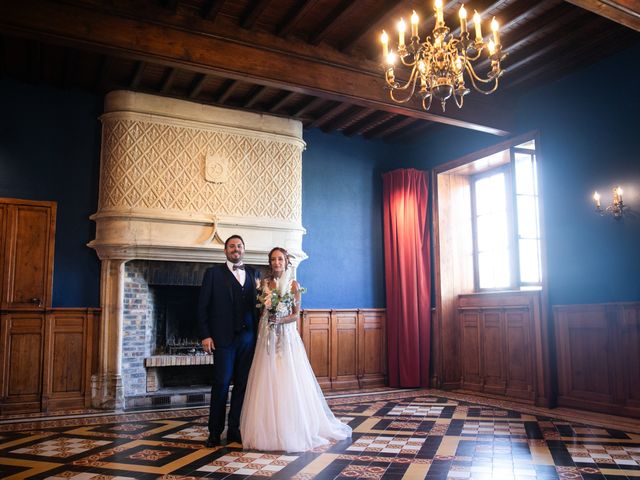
top-left (197, 264), bottom-right (259, 347)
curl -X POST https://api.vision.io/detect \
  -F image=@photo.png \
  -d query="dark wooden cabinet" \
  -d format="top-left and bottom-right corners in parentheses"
top-left (43, 309), bottom-right (99, 411)
top-left (459, 291), bottom-right (542, 403)
top-left (0, 198), bottom-right (56, 310)
top-left (555, 303), bottom-right (640, 418)
top-left (302, 308), bottom-right (386, 391)
top-left (0, 311), bottom-right (46, 414)
top-left (0, 309), bottom-right (99, 414)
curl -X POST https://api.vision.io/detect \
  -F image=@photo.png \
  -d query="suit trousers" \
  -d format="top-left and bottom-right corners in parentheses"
top-left (208, 328), bottom-right (256, 437)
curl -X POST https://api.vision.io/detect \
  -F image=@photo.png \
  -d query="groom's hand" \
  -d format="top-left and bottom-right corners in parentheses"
top-left (202, 337), bottom-right (215, 354)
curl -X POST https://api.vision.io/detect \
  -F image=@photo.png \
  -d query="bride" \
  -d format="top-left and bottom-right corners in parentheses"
top-left (240, 247), bottom-right (352, 452)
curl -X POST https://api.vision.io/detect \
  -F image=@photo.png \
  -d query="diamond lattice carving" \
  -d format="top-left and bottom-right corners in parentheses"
top-left (99, 119), bottom-right (303, 221)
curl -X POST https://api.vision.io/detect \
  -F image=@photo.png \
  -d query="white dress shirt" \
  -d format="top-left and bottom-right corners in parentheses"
top-left (226, 260), bottom-right (246, 285)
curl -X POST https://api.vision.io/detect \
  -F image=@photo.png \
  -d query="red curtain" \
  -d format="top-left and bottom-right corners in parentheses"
top-left (382, 169), bottom-right (431, 387)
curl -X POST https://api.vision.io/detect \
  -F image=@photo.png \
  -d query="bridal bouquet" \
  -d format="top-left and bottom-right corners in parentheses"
top-left (256, 272), bottom-right (298, 323)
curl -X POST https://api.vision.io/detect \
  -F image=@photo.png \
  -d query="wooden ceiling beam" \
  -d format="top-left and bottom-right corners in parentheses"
top-left (129, 61), bottom-right (146, 89)
top-left (241, 0), bottom-right (271, 30)
top-left (344, 111), bottom-right (396, 137)
top-left (163, 0), bottom-right (179, 14)
top-left (216, 79), bottom-right (240, 103)
top-left (268, 91), bottom-right (297, 112)
top-left (504, 15), bottom-right (603, 76)
top-left (308, 102), bottom-right (351, 129)
top-left (188, 73), bottom-right (207, 98)
top-left (507, 25), bottom-right (633, 89)
top-left (277, 0), bottom-right (320, 37)
top-left (292, 97), bottom-right (325, 117)
top-left (161, 67), bottom-right (177, 93)
top-left (308, 0), bottom-right (360, 46)
top-left (365, 115), bottom-right (416, 139)
top-left (386, 119), bottom-right (433, 141)
top-left (201, 0), bottom-right (226, 21)
top-left (320, 105), bottom-right (368, 132)
top-left (342, 0), bottom-right (406, 54)
top-left (244, 85), bottom-right (270, 108)
top-left (475, 4), bottom-right (584, 71)
top-left (0, 0), bottom-right (512, 135)
top-left (565, 0), bottom-right (640, 31)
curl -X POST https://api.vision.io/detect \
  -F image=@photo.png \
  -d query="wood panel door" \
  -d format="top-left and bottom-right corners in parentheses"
top-left (331, 310), bottom-right (358, 390)
top-left (358, 309), bottom-right (387, 388)
top-left (301, 310), bottom-right (331, 390)
top-left (42, 309), bottom-right (97, 411)
top-left (0, 312), bottom-right (46, 414)
top-left (1, 199), bottom-right (56, 310)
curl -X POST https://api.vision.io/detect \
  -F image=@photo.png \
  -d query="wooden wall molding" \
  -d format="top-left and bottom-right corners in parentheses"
top-left (301, 308), bottom-right (387, 391)
top-left (0, 308), bottom-right (100, 415)
top-left (554, 301), bottom-right (640, 418)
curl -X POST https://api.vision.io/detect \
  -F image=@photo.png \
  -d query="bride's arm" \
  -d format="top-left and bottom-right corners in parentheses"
top-left (275, 280), bottom-right (301, 325)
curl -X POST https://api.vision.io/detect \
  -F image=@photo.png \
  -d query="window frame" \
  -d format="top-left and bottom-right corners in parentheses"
top-left (469, 143), bottom-right (541, 292)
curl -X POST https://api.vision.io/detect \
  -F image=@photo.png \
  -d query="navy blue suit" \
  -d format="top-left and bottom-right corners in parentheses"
top-left (197, 264), bottom-right (258, 438)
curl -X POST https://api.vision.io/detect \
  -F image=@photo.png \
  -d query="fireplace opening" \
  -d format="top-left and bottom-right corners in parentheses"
top-left (151, 285), bottom-right (203, 355)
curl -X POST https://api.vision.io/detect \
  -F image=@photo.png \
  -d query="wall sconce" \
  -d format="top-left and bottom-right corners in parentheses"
top-left (593, 186), bottom-right (625, 219)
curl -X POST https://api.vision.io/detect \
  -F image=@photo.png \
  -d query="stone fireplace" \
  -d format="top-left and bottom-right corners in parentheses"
top-left (89, 91), bottom-right (306, 409)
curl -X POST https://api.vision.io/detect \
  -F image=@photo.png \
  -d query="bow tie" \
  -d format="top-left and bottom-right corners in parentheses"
top-left (232, 264), bottom-right (245, 271)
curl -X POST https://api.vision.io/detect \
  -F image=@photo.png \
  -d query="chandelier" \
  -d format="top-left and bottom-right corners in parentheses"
top-left (379, 0), bottom-right (505, 111)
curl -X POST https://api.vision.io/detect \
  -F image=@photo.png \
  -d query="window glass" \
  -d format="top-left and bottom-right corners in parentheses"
top-left (516, 195), bottom-right (539, 238)
top-left (478, 249), bottom-right (511, 289)
top-left (470, 138), bottom-right (542, 291)
top-left (519, 239), bottom-right (541, 283)
top-left (514, 153), bottom-right (535, 195)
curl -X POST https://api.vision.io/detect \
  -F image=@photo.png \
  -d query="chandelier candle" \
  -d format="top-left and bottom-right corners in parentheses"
top-left (473, 11), bottom-right (482, 43)
top-left (459, 5), bottom-right (467, 34)
top-left (379, 0), bottom-right (505, 111)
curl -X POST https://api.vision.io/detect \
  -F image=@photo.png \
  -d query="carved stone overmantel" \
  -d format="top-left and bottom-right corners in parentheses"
top-left (89, 91), bottom-right (307, 408)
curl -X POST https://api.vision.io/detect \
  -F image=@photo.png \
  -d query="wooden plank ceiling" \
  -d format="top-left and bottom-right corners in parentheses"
top-left (0, 0), bottom-right (638, 141)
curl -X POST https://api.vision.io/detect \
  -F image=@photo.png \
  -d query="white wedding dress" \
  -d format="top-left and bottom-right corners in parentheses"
top-left (240, 278), bottom-right (352, 452)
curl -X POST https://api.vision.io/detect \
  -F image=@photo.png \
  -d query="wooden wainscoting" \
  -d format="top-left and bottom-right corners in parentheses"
top-left (0, 308), bottom-right (100, 414)
top-left (301, 308), bottom-right (386, 391)
top-left (554, 302), bottom-right (640, 418)
top-left (458, 291), bottom-right (545, 404)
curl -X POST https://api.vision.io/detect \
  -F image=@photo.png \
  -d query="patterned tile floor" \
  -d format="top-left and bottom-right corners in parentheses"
top-left (1, 389), bottom-right (639, 479)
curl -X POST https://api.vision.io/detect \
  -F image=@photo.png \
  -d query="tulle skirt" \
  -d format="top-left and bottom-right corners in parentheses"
top-left (240, 315), bottom-right (352, 452)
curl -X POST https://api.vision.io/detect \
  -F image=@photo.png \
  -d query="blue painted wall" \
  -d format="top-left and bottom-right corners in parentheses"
top-left (513, 43), bottom-right (640, 305)
top-left (403, 43), bottom-right (640, 306)
top-left (0, 77), bottom-right (102, 307)
top-left (298, 129), bottom-right (391, 308)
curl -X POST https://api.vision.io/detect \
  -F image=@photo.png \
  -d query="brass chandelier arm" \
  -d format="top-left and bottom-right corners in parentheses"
top-left (464, 58), bottom-right (499, 84)
top-left (387, 65), bottom-right (420, 103)
top-left (465, 65), bottom-right (500, 95)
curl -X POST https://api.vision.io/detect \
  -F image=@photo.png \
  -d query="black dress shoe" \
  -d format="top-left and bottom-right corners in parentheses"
top-left (204, 435), bottom-right (221, 448)
top-left (227, 430), bottom-right (242, 444)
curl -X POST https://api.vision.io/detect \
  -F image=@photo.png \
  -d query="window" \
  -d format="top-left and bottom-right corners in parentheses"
top-left (470, 140), bottom-right (542, 290)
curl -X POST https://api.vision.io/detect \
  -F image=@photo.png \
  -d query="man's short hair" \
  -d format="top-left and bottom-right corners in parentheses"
top-left (224, 234), bottom-right (245, 249)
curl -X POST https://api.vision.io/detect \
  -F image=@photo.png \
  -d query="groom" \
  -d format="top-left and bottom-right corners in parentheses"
top-left (198, 234), bottom-right (258, 447)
